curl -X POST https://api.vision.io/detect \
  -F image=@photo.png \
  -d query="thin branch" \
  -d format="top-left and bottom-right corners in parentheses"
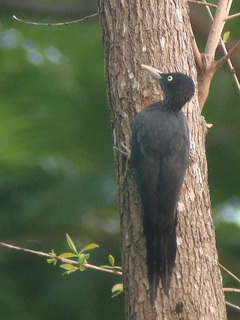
top-left (225, 301), bottom-right (240, 312)
top-left (190, 23), bottom-right (203, 69)
top-left (204, 254), bottom-right (240, 283)
top-left (214, 40), bottom-right (240, 72)
top-left (224, 288), bottom-right (240, 293)
top-left (226, 12), bottom-right (240, 20)
top-left (219, 262), bottom-right (240, 284)
top-left (12, 12), bottom-right (99, 26)
top-left (188, 0), bottom-right (217, 8)
top-left (0, 241), bottom-right (122, 276)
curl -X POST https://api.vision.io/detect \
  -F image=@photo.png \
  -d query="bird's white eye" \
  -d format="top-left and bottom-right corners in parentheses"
top-left (167, 75), bottom-right (173, 81)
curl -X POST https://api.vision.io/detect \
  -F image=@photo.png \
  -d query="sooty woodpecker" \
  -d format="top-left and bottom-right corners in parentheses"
top-left (130, 64), bottom-right (195, 302)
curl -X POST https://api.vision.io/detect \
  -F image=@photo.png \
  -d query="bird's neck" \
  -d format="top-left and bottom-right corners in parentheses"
top-left (163, 98), bottom-right (184, 113)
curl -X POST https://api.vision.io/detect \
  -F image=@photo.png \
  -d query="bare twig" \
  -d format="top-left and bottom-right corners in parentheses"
top-left (204, 253), bottom-right (240, 284)
top-left (0, 241), bottom-right (122, 276)
top-left (224, 288), bottom-right (240, 293)
top-left (12, 12), bottom-right (98, 26)
top-left (219, 262), bottom-right (240, 284)
top-left (214, 41), bottom-right (240, 73)
top-left (190, 23), bottom-right (203, 69)
top-left (217, 40), bottom-right (240, 92)
top-left (188, 0), bottom-right (217, 8)
top-left (226, 12), bottom-right (240, 20)
top-left (225, 301), bottom-right (240, 312)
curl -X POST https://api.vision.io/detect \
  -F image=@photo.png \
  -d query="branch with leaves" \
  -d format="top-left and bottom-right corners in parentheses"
top-left (0, 234), bottom-right (123, 297)
top-left (1, 236), bottom-right (240, 302)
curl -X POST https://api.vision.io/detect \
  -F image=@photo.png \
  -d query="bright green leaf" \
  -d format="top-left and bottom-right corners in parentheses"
top-left (113, 266), bottom-right (122, 271)
top-left (100, 265), bottom-right (114, 270)
top-left (223, 31), bottom-right (230, 43)
top-left (111, 283), bottom-right (123, 297)
top-left (108, 254), bottom-right (115, 267)
top-left (66, 234), bottom-right (78, 254)
top-left (80, 243), bottom-right (99, 253)
top-left (78, 253), bottom-right (88, 265)
top-left (48, 249), bottom-right (57, 256)
top-left (60, 263), bottom-right (77, 271)
top-left (59, 252), bottom-right (78, 258)
top-left (47, 258), bottom-right (56, 264)
top-left (79, 265), bottom-right (86, 271)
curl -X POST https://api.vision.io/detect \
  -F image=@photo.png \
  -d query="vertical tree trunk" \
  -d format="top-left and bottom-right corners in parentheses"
top-left (98, 0), bottom-right (227, 319)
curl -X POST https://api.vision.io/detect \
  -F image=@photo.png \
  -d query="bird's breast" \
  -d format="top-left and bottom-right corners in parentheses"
top-left (137, 109), bottom-right (189, 160)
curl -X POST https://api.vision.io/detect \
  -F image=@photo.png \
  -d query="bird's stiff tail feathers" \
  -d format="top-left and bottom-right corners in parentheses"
top-left (146, 226), bottom-right (177, 303)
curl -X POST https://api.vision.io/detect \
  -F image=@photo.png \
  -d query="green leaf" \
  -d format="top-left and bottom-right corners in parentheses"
top-left (223, 31), bottom-right (230, 43)
top-left (48, 249), bottom-right (57, 257)
top-left (59, 252), bottom-right (78, 258)
top-left (113, 266), bottom-right (122, 271)
top-left (47, 258), bottom-right (57, 265)
top-left (66, 234), bottom-right (78, 254)
top-left (108, 254), bottom-right (115, 267)
top-left (60, 264), bottom-right (78, 272)
top-left (111, 283), bottom-right (123, 297)
top-left (78, 253), bottom-right (90, 265)
top-left (79, 265), bottom-right (86, 271)
top-left (80, 243), bottom-right (99, 253)
top-left (100, 265), bottom-right (114, 270)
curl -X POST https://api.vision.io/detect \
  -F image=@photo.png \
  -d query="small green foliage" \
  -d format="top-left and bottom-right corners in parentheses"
top-left (60, 264), bottom-right (78, 275)
top-left (80, 243), bottom-right (99, 253)
top-left (101, 254), bottom-right (122, 272)
top-left (223, 31), bottom-right (230, 43)
top-left (66, 233), bottom-right (78, 254)
top-left (48, 234), bottom-right (100, 275)
top-left (108, 254), bottom-right (115, 267)
top-left (78, 253), bottom-right (90, 271)
top-left (47, 249), bottom-right (58, 265)
top-left (111, 283), bottom-right (123, 297)
top-left (59, 252), bottom-right (78, 259)
top-left (47, 235), bottom-right (123, 298)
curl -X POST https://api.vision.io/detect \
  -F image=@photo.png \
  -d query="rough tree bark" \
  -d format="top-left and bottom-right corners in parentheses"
top-left (98, 0), bottom-right (227, 319)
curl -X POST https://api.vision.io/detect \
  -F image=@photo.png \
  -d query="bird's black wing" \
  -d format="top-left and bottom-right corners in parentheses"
top-left (131, 107), bottom-right (189, 301)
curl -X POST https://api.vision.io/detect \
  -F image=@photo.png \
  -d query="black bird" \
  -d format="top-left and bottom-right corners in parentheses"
top-left (130, 64), bottom-right (195, 302)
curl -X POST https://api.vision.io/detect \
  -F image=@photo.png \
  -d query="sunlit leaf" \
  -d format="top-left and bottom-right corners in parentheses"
top-left (223, 31), bottom-right (230, 43)
top-left (78, 253), bottom-right (90, 265)
top-left (111, 283), bottom-right (123, 297)
top-left (60, 264), bottom-right (77, 271)
top-left (59, 252), bottom-right (78, 258)
top-left (80, 243), bottom-right (99, 253)
top-left (108, 254), bottom-right (115, 267)
top-left (66, 234), bottom-right (78, 254)
top-left (48, 249), bottom-right (57, 257)
top-left (100, 265), bottom-right (114, 270)
top-left (47, 258), bottom-right (57, 265)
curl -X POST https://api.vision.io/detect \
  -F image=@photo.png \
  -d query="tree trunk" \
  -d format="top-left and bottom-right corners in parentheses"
top-left (97, 0), bottom-right (227, 319)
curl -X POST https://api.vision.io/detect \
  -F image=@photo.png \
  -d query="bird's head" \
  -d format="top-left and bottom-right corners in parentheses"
top-left (141, 64), bottom-right (195, 110)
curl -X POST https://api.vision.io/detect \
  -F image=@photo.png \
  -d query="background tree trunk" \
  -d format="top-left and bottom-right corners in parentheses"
top-left (98, 0), bottom-right (227, 319)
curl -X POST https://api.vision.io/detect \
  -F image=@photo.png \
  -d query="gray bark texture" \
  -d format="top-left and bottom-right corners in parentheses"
top-left (97, 0), bottom-right (227, 319)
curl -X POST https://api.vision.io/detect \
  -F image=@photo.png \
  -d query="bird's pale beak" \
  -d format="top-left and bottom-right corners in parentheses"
top-left (141, 64), bottom-right (162, 81)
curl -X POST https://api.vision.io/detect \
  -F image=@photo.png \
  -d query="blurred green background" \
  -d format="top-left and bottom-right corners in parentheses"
top-left (0, 1), bottom-right (239, 319)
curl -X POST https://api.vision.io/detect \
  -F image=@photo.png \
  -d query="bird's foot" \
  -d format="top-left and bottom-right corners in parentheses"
top-left (114, 143), bottom-right (131, 159)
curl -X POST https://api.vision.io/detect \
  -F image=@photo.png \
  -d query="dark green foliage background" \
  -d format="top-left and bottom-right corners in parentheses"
top-left (0, 1), bottom-right (239, 319)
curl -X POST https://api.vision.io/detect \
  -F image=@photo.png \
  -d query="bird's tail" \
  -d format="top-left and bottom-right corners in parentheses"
top-left (146, 225), bottom-right (177, 303)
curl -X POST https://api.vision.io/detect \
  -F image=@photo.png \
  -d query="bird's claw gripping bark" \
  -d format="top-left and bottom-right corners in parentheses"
top-left (114, 142), bottom-right (131, 159)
